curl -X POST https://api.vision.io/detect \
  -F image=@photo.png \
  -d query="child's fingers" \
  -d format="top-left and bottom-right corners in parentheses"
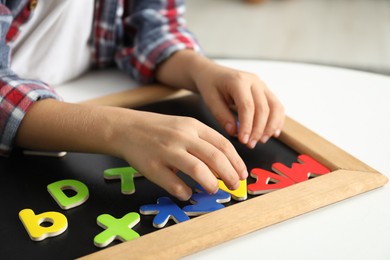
top-left (246, 85), bottom-right (270, 148)
top-left (202, 92), bottom-right (237, 136)
top-left (262, 90), bottom-right (285, 140)
top-left (144, 165), bottom-right (193, 201)
top-left (235, 77), bottom-right (284, 147)
top-left (197, 125), bottom-right (248, 181)
top-left (233, 84), bottom-right (255, 145)
top-left (159, 124), bottom-right (246, 197)
top-left (187, 138), bottom-right (240, 190)
top-left (171, 150), bottom-right (220, 194)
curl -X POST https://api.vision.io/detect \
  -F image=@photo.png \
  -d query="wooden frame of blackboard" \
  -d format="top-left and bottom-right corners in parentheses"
top-left (78, 86), bottom-right (388, 260)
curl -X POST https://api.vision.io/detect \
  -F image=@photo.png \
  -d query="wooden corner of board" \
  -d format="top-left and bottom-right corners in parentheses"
top-left (279, 116), bottom-right (380, 173)
top-left (80, 85), bottom-right (192, 108)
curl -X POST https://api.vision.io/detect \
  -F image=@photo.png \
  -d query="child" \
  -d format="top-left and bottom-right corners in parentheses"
top-left (0, 0), bottom-right (284, 201)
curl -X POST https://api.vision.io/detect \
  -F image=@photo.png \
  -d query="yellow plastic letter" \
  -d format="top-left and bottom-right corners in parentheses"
top-left (19, 209), bottom-right (68, 241)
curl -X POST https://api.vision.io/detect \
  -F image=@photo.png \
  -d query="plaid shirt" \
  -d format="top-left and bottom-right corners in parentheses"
top-left (0, 0), bottom-right (200, 155)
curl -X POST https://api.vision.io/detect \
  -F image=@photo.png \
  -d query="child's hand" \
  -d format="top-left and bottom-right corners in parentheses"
top-left (156, 50), bottom-right (285, 149)
top-left (193, 61), bottom-right (285, 149)
top-left (112, 110), bottom-right (248, 201)
top-left (16, 99), bottom-right (248, 201)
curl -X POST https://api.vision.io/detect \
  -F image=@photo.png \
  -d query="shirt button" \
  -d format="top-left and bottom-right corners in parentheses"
top-left (29, 0), bottom-right (38, 11)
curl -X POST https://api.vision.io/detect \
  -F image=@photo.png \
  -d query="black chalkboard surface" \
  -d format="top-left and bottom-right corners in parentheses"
top-left (0, 95), bottom-right (298, 259)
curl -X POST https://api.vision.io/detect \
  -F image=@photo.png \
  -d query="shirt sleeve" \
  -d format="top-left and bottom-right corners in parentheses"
top-left (115, 0), bottom-right (202, 83)
top-left (0, 4), bottom-right (60, 155)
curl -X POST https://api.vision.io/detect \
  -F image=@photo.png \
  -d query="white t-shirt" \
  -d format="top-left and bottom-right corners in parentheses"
top-left (10, 0), bottom-right (95, 85)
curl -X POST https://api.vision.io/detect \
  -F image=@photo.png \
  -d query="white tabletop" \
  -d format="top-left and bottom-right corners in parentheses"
top-left (55, 60), bottom-right (390, 260)
top-left (187, 60), bottom-right (390, 260)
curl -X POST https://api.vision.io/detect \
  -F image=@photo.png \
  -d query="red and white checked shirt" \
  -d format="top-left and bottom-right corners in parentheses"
top-left (0, 0), bottom-right (200, 155)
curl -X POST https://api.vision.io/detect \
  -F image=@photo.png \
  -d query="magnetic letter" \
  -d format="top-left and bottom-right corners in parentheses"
top-left (104, 167), bottom-right (142, 195)
top-left (218, 179), bottom-right (247, 201)
top-left (94, 212), bottom-right (140, 248)
top-left (272, 154), bottom-right (330, 183)
top-left (247, 168), bottom-right (295, 195)
top-left (140, 197), bottom-right (190, 228)
top-left (47, 179), bottom-right (89, 209)
top-left (183, 185), bottom-right (231, 216)
top-left (19, 209), bottom-right (68, 241)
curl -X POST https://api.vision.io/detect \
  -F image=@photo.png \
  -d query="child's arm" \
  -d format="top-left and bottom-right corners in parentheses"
top-left (112, 0), bottom-right (285, 148)
top-left (0, 4), bottom-right (60, 155)
top-left (156, 50), bottom-right (285, 149)
top-left (1, 2), bottom-right (247, 201)
top-left (15, 99), bottom-right (248, 201)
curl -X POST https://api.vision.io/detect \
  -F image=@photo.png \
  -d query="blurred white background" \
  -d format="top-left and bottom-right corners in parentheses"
top-left (186, 0), bottom-right (390, 75)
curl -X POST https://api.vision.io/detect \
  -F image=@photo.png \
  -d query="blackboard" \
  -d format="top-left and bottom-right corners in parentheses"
top-left (0, 95), bottom-right (300, 259)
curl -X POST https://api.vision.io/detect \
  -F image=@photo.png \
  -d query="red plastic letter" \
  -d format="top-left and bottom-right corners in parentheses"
top-left (272, 154), bottom-right (330, 183)
top-left (248, 168), bottom-right (295, 195)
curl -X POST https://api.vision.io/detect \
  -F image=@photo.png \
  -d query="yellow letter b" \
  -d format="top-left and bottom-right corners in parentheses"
top-left (19, 209), bottom-right (68, 241)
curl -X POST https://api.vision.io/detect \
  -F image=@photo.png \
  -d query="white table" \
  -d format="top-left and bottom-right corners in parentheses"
top-left (55, 60), bottom-right (390, 260)
top-left (187, 60), bottom-right (390, 260)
